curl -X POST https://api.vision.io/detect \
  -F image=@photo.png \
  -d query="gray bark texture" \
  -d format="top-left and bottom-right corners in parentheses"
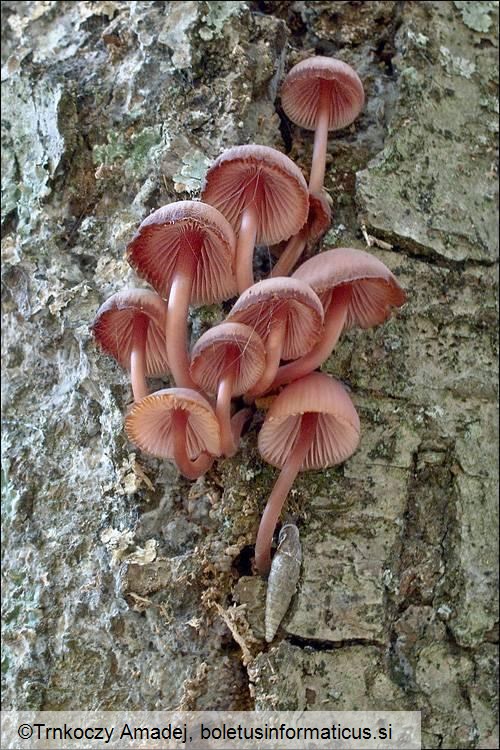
top-left (1, 1), bottom-right (498, 747)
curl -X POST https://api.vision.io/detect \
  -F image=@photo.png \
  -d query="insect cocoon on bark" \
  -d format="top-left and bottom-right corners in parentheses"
top-left (265, 523), bottom-right (302, 642)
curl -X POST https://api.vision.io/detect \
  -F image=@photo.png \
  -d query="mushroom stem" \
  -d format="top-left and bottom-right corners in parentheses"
top-left (130, 313), bottom-right (149, 401)
top-left (236, 202), bottom-right (259, 294)
top-left (255, 411), bottom-right (318, 576)
top-left (172, 409), bottom-right (213, 480)
top-left (308, 81), bottom-right (330, 194)
top-left (167, 247), bottom-right (198, 389)
top-left (231, 408), bottom-right (252, 445)
top-left (270, 285), bottom-right (351, 390)
top-left (245, 312), bottom-right (287, 400)
top-left (216, 348), bottom-right (238, 457)
top-left (270, 230), bottom-right (307, 278)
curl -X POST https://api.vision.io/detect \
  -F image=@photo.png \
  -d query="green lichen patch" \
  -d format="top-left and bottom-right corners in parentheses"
top-left (453, 1), bottom-right (496, 32)
top-left (1, 77), bottom-right (65, 235)
top-left (93, 125), bottom-right (165, 183)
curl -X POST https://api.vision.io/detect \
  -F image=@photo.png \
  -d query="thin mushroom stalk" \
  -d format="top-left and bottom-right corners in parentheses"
top-left (129, 313), bottom-right (149, 401)
top-left (236, 201), bottom-right (259, 294)
top-left (171, 410), bottom-right (214, 480)
top-left (215, 346), bottom-right (246, 457)
top-left (308, 81), bottom-right (330, 193)
top-left (270, 231), bottom-right (307, 279)
top-left (166, 242), bottom-right (198, 389)
top-left (245, 310), bottom-right (287, 400)
top-left (270, 285), bottom-right (351, 391)
top-left (255, 412), bottom-right (318, 576)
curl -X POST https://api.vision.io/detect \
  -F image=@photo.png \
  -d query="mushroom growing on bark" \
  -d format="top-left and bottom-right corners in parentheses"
top-left (270, 189), bottom-right (332, 278)
top-left (256, 372), bottom-right (360, 576)
top-left (201, 144), bottom-right (309, 293)
top-left (125, 388), bottom-right (221, 480)
top-left (281, 56), bottom-right (365, 193)
top-left (92, 289), bottom-right (168, 401)
top-left (190, 322), bottom-right (266, 457)
top-left (271, 247), bottom-right (407, 390)
top-left (127, 201), bottom-right (237, 389)
top-left (226, 277), bottom-right (324, 399)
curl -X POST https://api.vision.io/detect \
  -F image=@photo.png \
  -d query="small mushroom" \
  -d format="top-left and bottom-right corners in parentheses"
top-left (270, 189), bottom-right (332, 278)
top-left (256, 372), bottom-right (360, 576)
top-left (226, 277), bottom-right (324, 398)
top-left (127, 201), bottom-right (237, 389)
top-left (125, 388), bottom-right (221, 480)
top-left (281, 56), bottom-right (364, 193)
top-left (201, 144), bottom-right (309, 294)
top-left (190, 322), bottom-right (265, 457)
top-left (271, 247), bottom-right (407, 389)
top-left (91, 288), bottom-right (168, 401)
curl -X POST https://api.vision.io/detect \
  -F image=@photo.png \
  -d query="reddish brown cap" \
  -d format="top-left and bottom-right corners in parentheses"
top-left (201, 145), bottom-right (309, 245)
top-left (307, 190), bottom-right (332, 245)
top-left (227, 278), bottom-right (324, 360)
top-left (126, 201), bottom-right (237, 304)
top-left (190, 322), bottom-right (266, 396)
top-left (281, 56), bottom-right (364, 131)
top-left (125, 388), bottom-right (221, 459)
top-left (258, 372), bottom-right (360, 470)
top-left (293, 247), bottom-right (407, 329)
top-left (92, 288), bottom-right (168, 375)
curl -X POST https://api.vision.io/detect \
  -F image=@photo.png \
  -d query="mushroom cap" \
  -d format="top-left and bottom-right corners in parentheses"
top-left (125, 388), bottom-right (221, 460)
top-left (281, 56), bottom-right (364, 131)
top-left (190, 322), bottom-right (266, 397)
top-left (307, 190), bottom-right (332, 245)
top-left (226, 277), bottom-right (324, 361)
top-left (126, 201), bottom-right (237, 304)
top-left (293, 247), bottom-right (407, 330)
top-left (259, 372), bottom-right (360, 471)
top-left (201, 145), bottom-right (309, 245)
top-left (91, 288), bottom-right (169, 376)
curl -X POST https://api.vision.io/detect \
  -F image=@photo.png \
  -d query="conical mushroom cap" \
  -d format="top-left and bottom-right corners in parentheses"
top-left (201, 145), bottom-right (309, 245)
top-left (126, 201), bottom-right (237, 304)
top-left (227, 277), bottom-right (324, 361)
top-left (125, 388), bottom-right (221, 460)
top-left (293, 247), bottom-right (406, 330)
top-left (258, 372), bottom-right (360, 471)
top-left (281, 56), bottom-right (364, 131)
top-left (92, 288), bottom-right (168, 376)
top-left (190, 322), bottom-right (266, 397)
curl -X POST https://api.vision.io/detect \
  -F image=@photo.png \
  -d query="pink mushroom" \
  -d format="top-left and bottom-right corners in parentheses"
top-left (91, 288), bottom-right (168, 401)
top-left (270, 189), bottom-right (332, 277)
top-left (190, 322), bottom-right (266, 457)
top-left (226, 277), bottom-right (324, 398)
top-left (271, 247), bottom-right (407, 390)
top-left (201, 145), bottom-right (309, 293)
top-left (127, 201), bottom-right (237, 389)
top-left (125, 388), bottom-right (221, 480)
top-left (256, 372), bottom-right (360, 576)
top-left (281, 56), bottom-right (364, 193)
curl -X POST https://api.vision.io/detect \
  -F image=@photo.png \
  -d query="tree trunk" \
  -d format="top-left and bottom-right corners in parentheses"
top-left (2, 2), bottom-right (498, 746)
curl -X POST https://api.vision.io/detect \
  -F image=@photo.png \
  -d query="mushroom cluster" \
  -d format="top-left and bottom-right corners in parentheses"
top-left (92, 56), bottom-right (406, 577)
